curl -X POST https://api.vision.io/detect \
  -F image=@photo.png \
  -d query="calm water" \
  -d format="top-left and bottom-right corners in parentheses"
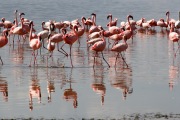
top-left (1, 0), bottom-right (180, 119)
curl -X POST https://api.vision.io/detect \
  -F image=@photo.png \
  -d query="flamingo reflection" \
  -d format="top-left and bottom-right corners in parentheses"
top-left (63, 69), bottom-right (78, 108)
top-left (47, 80), bottom-right (55, 102)
top-left (0, 79), bottom-right (8, 102)
top-left (168, 65), bottom-right (179, 91)
top-left (29, 68), bottom-right (41, 111)
top-left (91, 67), bottom-right (106, 105)
top-left (110, 68), bottom-right (133, 100)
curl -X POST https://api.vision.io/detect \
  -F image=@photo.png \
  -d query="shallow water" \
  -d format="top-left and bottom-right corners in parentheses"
top-left (1, 0), bottom-right (180, 119)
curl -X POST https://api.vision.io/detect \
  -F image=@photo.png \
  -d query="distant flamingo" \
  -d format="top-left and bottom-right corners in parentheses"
top-left (91, 31), bottom-right (110, 68)
top-left (29, 21), bottom-right (42, 67)
top-left (0, 29), bottom-right (9, 65)
top-left (111, 35), bottom-right (128, 67)
top-left (62, 25), bottom-right (79, 67)
top-left (107, 14), bottom-right (118, 27)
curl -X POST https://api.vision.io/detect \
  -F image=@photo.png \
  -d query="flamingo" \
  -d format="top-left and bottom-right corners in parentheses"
top-left (107, 14), bottom-right (118, 27)
top-left (166, 11), bottom-right (176, 26)
top-left (111, 35), bottom-right (128, 68)
top-left (84, 17), bottom-right (93, 30)
top-left (0, 29), bottom-right (9, 65)
top-left (37, 21), bottom-right (55, 50)
top-left (89, 13), bottom-right (101, 34)
top-left (1, 17), bottom-right (14, 30)
top-left (62, 25), bottom-right (79, 67)
top-left (12, 17), bottom-right (28, 41)
top-left (29, 21), bottom-right (42, 67)
top-left (91, 31), bottom-right (110, 68)
top-left (175, 11), bottom-right (180, 29)
top-left (48, 28), bottom-right (68, 56)
top-left (76, 17), bottom-right (86, 44)
top-left (120, 15), bottom-right (134, 40)
top-left (54, 21), bottom-right (64, 33)
top-left (157, 18), bottom-right (168, 29)
top-left (169, 22), bottom-right (180, 56)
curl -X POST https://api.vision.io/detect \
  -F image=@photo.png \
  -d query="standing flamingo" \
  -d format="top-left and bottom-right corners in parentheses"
top-left (111, 35), bottom-right (128, 68)
top-left (107, 14), bottom-right (118, 27)
top-left (91, 31), bottom-right (110, 68)
top-left (120, 15), bottom-right (134, 41)
top-left (37, 21), bottom-right (55, 50)
top-left (89, 13), bottom-right (101, 34)
top-left (29, 21), bottom-right (42, 67)
top-left (62, 25), bottom-right (79, 67)
top-left (169, 22), bottom-right (180, 56)
top-left (48, 28), bottom-right (68, 56)
top-left (0, 29), bottom-right (9, 65)
top-left (175, 11), bottom-right (180, 29)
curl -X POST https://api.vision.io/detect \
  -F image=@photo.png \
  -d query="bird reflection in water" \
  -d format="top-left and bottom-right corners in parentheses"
top-left (110, 68), bottom-right (133, 100)
top-left (46, 68), bottom-right (56, 102)
top-left (29, 68), bottom-right (41, 111)
top-left (91, 67), bottom-right (106, 105)
top-left (0, 79), bottom-right (8, 102)
top-left (63, 69), bottom-right (78, 108)
top-left (168, 65), bottom-right (179, 91)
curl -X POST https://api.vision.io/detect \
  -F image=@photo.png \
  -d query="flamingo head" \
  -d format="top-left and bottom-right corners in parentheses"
top-left (166, 11), bottom-right (170, 16)
top-left (1, 17), bottom-right (5, 22)
top-left (14, 10), bottom-right (18, 14)
top-left (50, 22), bottom-right (55, 32)
top-left (107, 14), bottom-right (112, 20)
top-left (127, 15), bottom-right (133, 20)
top-left (91, 13), bottom-right (96, 17)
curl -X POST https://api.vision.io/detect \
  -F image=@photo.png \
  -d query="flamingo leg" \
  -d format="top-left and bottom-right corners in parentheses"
top-left (69, 45), bottom-right (73, 67)
top-left (101, 52), bottom-right (110, 68)
top-left (93, 55), bottom-right (96, 68)
top-left (115, 52), bottom-right (119, 67)
top-left (57, 43), bottom-right (68, 56)
top-left (0, 56), bottom-right (3, 65)
top-left (120, 53), bottom-right (128, 68)
top-left (29, 51), bottom-right (34, 67)
top-left (60, 43), bottom-right (68, 56)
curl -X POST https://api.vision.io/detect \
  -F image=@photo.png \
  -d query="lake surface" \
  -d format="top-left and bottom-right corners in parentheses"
top-left (1, 0), bottom-right (180, 119)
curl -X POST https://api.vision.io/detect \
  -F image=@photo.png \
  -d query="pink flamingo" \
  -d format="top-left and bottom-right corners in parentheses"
top-left (89, 13), bottom-right (101, 34)
top-left (54, 21), bottom-right (64, 33)
top-left (111, 35), bottom-right (128, 67)
top-left (169, 22), bottom-right (180, 56)
top-left (12, 17), bottom-right (28, 41)
top-left (1, 17), bottom-right (14, 30)
top-left (62, 25), bottom-right (79, 67)
top-left (120, 15), bottom-right (134, 40)
top-left (76, 17), bottom-right (86, 44)
top-left (157, 18), bottom-right (168, 29)
top-left (107, 14), bottom-right (118, 27)
top-left (166, 11), bottom-right (176, 26)
top-left (91, 31), bottom-right (110, 68)
top-left (0, 29), bottom-right (9, 65)
top-left (29, 21), bottom-right (42, 67)
top-left (48, 28), bottom-right (68, 56)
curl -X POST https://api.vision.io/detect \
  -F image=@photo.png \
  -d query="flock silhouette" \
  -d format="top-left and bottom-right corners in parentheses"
top-left (0, 10), bottom-right (180, 68)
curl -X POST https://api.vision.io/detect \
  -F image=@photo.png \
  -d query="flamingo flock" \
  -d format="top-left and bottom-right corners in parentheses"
top-left (0, 10), bottom-right (180, 68)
